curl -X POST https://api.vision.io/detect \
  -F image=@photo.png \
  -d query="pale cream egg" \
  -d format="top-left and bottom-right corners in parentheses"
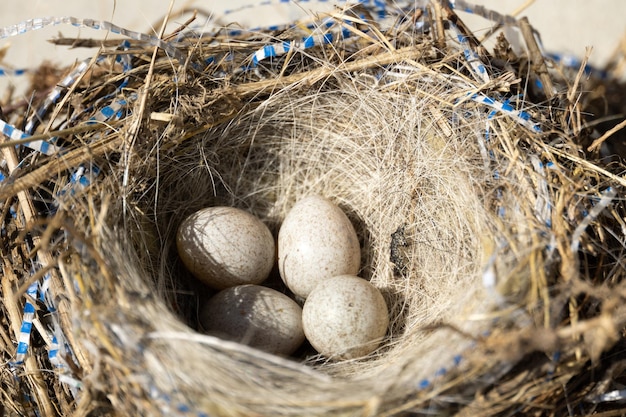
top-left (302, 275), bottom-right (389, 359)
top-left (177, 206), bottom-right (275, 289)
top-left (278, 195), bottom-right (361, 298)
top-left (199, 284), bottom-right (305, 356)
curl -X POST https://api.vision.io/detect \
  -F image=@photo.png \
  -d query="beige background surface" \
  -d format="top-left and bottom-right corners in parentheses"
top-left (0, 0), bottom-right (624, 94)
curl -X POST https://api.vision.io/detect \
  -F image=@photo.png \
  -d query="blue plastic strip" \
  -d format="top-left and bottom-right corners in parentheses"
top-left (12, 281), bottom-right (39, 365)
top-left (0, 16), bottom-right (186, 63)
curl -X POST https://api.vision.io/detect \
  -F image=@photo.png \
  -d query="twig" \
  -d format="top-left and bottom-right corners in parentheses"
top-left (163, 10), bottom-right (198, 42)
top-left (49, 38), bottom-right (127, 48)
top-left (519, 17), bottom-right (554, 100)
top-left (588, 117), bottom-right (626, 152)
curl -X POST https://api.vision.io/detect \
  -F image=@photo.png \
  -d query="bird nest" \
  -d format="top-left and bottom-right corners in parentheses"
top-left (1, 1), bottom-right (626, 416)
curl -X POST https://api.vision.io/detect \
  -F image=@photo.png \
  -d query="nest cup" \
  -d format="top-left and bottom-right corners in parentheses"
top-left (105, 71), bottom-right (498, 410)
top-left (3, 2), bottom-right (626, 416)
top-left (110, 83), bottom-right (499, 414)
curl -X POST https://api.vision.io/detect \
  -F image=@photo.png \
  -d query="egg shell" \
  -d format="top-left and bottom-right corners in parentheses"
top-left (199, 285), bottom-right (305, 356)
top-left (302, 275), bottom-right (389, 359)
top-left (177, 206), bottom-right (275, 289)
top-left (278, 195), bottom-right (361, 298)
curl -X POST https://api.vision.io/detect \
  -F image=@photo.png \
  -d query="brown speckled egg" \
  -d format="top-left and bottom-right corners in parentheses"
top-left (278, 195), bottom-right (360, 298)
top-left (199, 285), bottom-right (305, 356)
top-left (302, 275), bottom-right (388, 359)
top-left (177, 207), bottom-right (275, 289)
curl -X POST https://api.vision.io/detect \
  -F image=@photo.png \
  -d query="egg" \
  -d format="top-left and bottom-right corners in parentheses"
top-left (177, 206), bottom-right (275, 289)
top-left (199, 285), bottom-right (305, 356)
top-left (302, 275), bottom-right (389, 359)
top-left (278, 195), bottom-right (361, 298)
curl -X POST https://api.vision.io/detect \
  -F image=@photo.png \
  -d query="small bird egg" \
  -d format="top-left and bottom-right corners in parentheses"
top-left (177, 206), bottom-right (275, 289)
top-left (278, 195), bottom-right (360, 298)
top-left (199, 285), bottom-right (305, 356)
top-left (302, 275), bottom-right (389, 360)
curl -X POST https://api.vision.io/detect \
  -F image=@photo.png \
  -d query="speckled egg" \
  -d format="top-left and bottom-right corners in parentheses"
top-left (302, 275), bottom-right (389, 359)
top-left (278, 195), bottom-right (361, 298)
top-left (199, 285), bottom-right (305, 356)
top-left (176, 206), bottom-right (275, 289)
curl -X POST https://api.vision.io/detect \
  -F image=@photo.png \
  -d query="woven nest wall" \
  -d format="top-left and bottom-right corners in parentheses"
top-left (2, 1), bottom-right (626, 416)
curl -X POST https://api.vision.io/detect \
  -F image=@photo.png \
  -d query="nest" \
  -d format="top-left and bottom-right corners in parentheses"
top-left (2, 1), bottom-right (626, 416)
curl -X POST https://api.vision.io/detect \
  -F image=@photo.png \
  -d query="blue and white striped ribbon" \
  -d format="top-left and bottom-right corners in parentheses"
top-left (530, 155), bottom-right (557, 256)
top-left (39, 272), bottom-right (83, 393)
top-left (57, 96), bottom-right (129, 198)
top-left (252, 31), bottom-right (345, 66)
top-left (148, 385), bottom-right (211, 417)
top-left (470, 92), bottom-right (541, 133)
top-left (13, 280), bottom-right (39, 365)
top-left (485, 95), bottom-right (518, 142)
top-left (24, 59), bottom-right (91, 134)
top-left (415, 353), bottom-right (464, 390)
top-left (59, 164), bottom-right (103, 198)
top-left (0, 16), bottom-right (186, 63)
top-left (529, 154), bottom-right (552, 228)
top-left (39, 272), bottom-right (61, 368)
top-left (116, 40), bottom-right (133, 90)
top-left (48, 332), bottom-right (61, 366)
top-left (0, 117), bottom-right (61, 155)
top-left (547, 52), bottom-right (610, 79)
top-left (447, 21), bottom-right (489, 84)
top-left (90, 98), bottom-right (129, 123)
top-left (571, 187), bottom-right (617, 254)
top-left (0, 68), bottom-right (28, 76)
